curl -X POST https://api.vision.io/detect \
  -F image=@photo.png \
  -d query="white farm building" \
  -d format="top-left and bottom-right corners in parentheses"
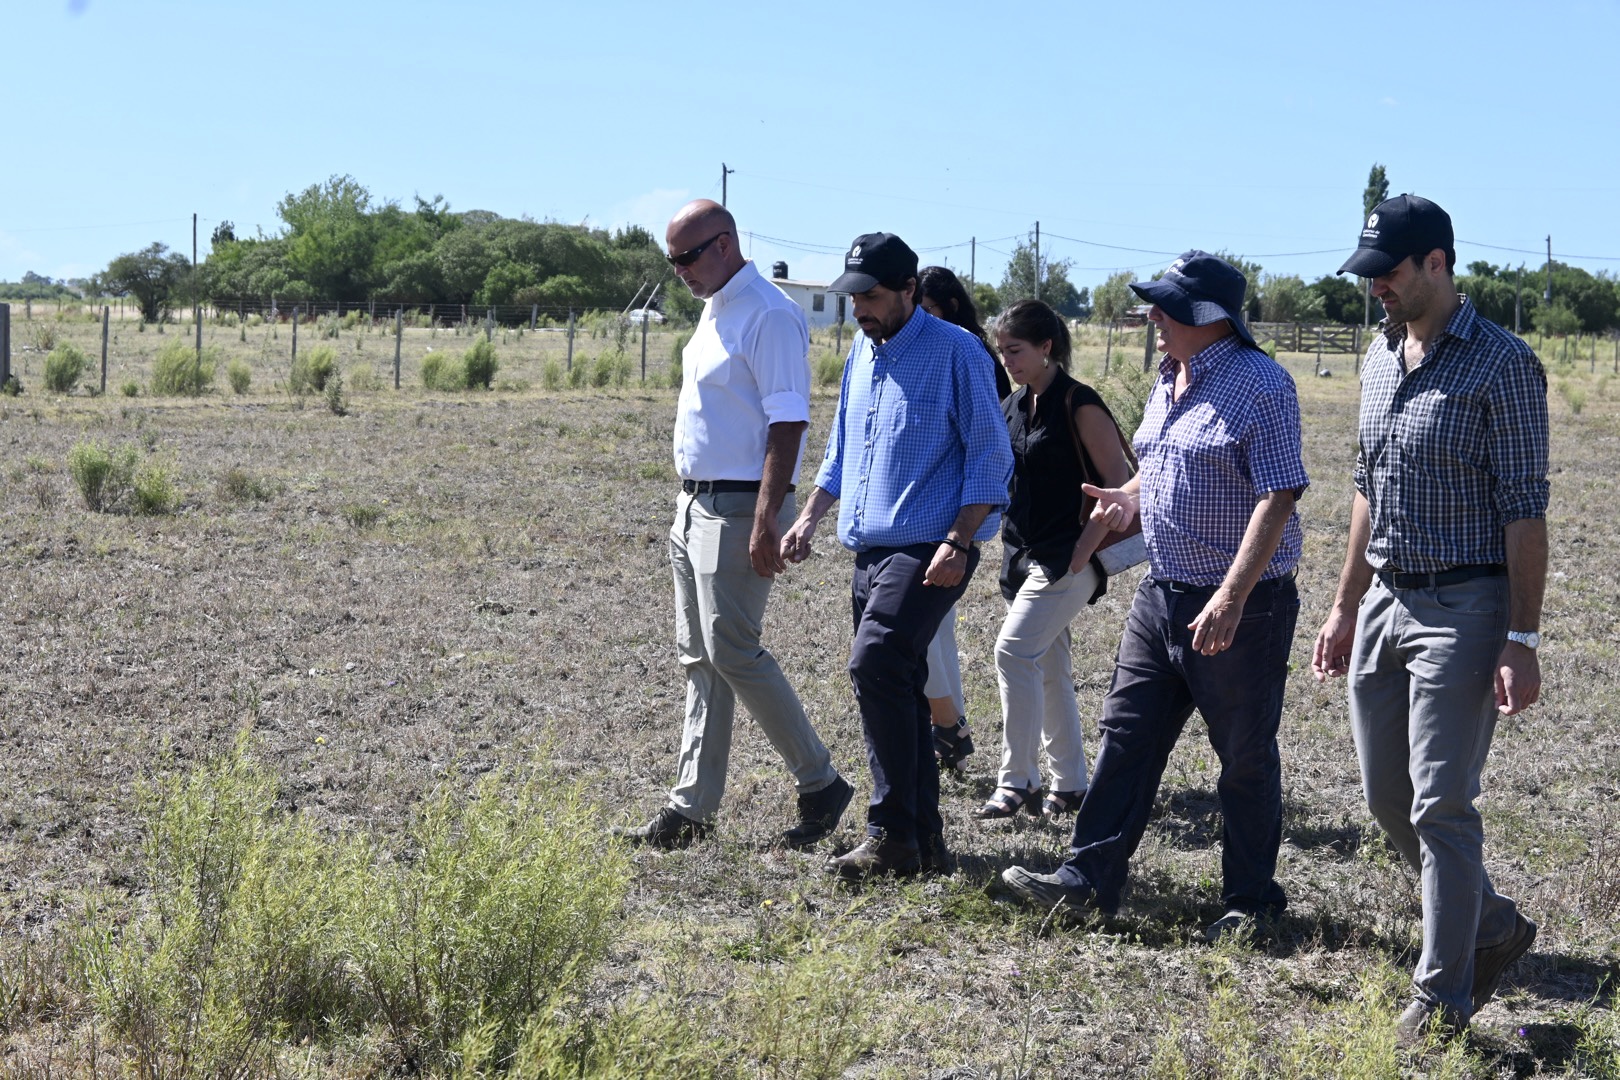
top-left (766, 262), bottom-right (843, 330)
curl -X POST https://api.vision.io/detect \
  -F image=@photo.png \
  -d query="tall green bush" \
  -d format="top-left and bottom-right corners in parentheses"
top-left (421, 351), bottom-right (465, 391)
top-left (290, 345), bottom-right (337, 394)
top-left (44, 343), bottom-right (90, 392)
top-left (151, 339), bottom-right (218, 396)
top-left (226, 359), bottom-right (251, 394)
top-left (462, 338), bottom-right (499, 389)
top-left (68, 441), bottom-right (137, 512)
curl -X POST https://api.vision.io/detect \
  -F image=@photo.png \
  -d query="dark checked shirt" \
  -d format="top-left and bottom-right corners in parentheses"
top-left (1353, 296), bottom-right (1549, 573)
top-left (815, 307), bottom-right (1012, 551)
top-left (1135, 335), bottom-right (1308, 586)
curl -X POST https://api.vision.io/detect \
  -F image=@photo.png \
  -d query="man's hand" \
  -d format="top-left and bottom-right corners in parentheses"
top-left (750, 514), bottom-right (787, 578)
top-left (924, 544), bottom-right (968, 587)
top-left (1495, 642), bottom-right (1541, 715)
top-left (1187, 586), bottom-right (1244, 655)
top-left (1081, 482), bottom-right (1137, 533)
top-left (780, 515), bottom-right (817, 564)
top-left (1311, 607), bottom-right (1357, 681)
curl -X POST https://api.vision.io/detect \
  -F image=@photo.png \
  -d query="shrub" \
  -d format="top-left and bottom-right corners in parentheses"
top-left (462, 338), bottom-right (499, 389)
top-left (67, 441), bottom-right (137, 512)
top-left (541, 360), bottom-right (563, 390)
top-left (341, 310), bottom-right (363, 331)
top-left (340, 501), bottom-right (382, 528)
top-left (44, 343), bottom-right (90, 392)
top-left (813, 350), bottom-right (845, 387)
top-left (566, 359), bottom-right (588, 389)
top-left (150, 339), bottom-right (218, 396)
top-left (119, 379), bottom-right (140, 397)
top-left (131, 460), bottom-right (177, 515)
top-left (217, 467), bottom-right (273, 503)
top-left (226, 359), bottom-right (252, 394)
top-left (348, 364), bottom-right (382, 392)
top-left (290, 345), bottom-right (337, 395)
top-left (591, 351), bottom-right (630, 388)
top-left (324, 370), bottom-right (348, 416)
top-left (28, 322), bottom-right (59, 352)
top-left (421, 351), bottom-right (466, 391)
top-left (668, 330), bottom-right (691, 386)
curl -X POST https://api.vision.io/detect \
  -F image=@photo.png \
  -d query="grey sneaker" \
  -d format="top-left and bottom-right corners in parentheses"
top-left (1395, 998), bottom-right (1466, 1049)
top-left (784, 775), bottom-right (855, 849)
top-left (611, 805), bottom-right (711, 850)
top-left (999, 865), bottom-right (1101, 917)
top-left (1472, 913), bottom-right (1537, 1013)
top-left (1203, 909), bottom-right (1255, 945)
top-left (825, 831), bottom-right (921, 881)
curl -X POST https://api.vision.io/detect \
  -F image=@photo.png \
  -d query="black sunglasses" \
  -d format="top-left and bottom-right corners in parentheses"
top-left (666, 230), bottom-right (730, 267)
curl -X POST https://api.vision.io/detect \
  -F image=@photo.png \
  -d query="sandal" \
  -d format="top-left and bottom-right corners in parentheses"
top-left (973, 785), bottom-right (1042, 820)
top-left (933, 717), bottom-right (975, 771)
top-left (1042, 789), bottom-right (1086, 819)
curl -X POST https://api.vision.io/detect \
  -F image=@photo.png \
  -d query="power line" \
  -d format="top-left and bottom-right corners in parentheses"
top-left (0, 216), bottom-right (191, 234)
top-left (1458, 238), bottom-right (1620, 262)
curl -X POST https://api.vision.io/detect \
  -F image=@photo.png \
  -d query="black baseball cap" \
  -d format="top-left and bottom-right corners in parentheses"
top-left (1337, 194), bottom-right (1454, 278)
top-left (1129, 250), bottom-right (1257, 347)
top-left (828, 232), bottom-right (919, 294)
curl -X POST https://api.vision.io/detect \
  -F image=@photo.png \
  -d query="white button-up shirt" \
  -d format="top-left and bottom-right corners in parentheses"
top-left (673, 261), bottom-right (812, 483)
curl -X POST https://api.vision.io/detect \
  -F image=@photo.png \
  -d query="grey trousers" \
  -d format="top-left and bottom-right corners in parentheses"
top-left (668, 489), bottom-right (837, 822)
top-left (1349, 575), bottom-right (1522, 1016)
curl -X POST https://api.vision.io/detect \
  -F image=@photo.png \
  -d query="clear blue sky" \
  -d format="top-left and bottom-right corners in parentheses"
top-left (5, 0), bottom-right (1619, 296)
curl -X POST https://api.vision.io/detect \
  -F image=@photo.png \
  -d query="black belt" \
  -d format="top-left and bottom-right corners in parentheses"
top-left (681, 479), bottom-right (794, 495)
top-left (1376, 563), bottom-right (1505, 590)
top-left (1158, 571), bottom-right (1295, 595)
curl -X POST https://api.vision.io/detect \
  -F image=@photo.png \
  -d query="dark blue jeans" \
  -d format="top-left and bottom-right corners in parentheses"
top-left (849, 543), bottom-right (979, 848)
top-left (1056, 574), bottom-right (1299, 915)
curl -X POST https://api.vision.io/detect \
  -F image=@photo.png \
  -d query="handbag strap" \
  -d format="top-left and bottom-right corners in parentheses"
top-left (1063, 384), bottom-right (1137, 492)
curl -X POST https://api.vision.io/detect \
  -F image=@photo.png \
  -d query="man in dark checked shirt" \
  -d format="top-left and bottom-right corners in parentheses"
top-left (1000, 251), bottom-right (1307, 941)
top-left (1313, 195), bottom-right (1547, 1044)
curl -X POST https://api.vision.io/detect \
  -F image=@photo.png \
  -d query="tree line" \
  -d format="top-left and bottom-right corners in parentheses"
top-left (35, 172), bottom-right (1620, 336)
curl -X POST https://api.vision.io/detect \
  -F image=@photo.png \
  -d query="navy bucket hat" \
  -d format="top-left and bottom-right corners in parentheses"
top-left (1129, 250), bottom-right (1257, 347)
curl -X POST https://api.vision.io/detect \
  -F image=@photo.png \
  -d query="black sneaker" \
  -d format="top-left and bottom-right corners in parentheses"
top-left (611, 805), bottom-right (711, 850)
top-left (921, 833), bottom-right (955, 876)
top-left (784, 775), bottom-right (855, 849)
top-left (825, 832), bottom-right (922, 881)
top-left (1472, 913), bottom-right (1537, 1013)
top-left (933, 716), bottom-right (975, 771)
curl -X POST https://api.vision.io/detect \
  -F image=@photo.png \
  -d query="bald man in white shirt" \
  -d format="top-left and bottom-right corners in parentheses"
top-left (613, 200), bottom-right (853, 851)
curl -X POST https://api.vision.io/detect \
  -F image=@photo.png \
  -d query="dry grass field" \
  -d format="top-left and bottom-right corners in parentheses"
top-left (0, 308), bottom-right (1617, 1077)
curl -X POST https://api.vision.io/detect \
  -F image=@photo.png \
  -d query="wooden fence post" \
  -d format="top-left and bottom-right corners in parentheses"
top-left (1142, 321), bottom-right (1155, 373)
top-left (1104, 321), bottom-right (1114, 375)
top-left (566, 309), bottom-right (576, 371)
top-left (394, 308), bottom-right (403, 389)
top-left (101, 306), bottom-right (110, 394)
top-left (1315, 326), bottom-right (1324, 372)
top-left (640, 314), bottom-right (648, 382)
top-left (292, 307), bottom-right (300, 365)
top-left (530, 304), bottom-right (538, 331)
top-left (0, 303), bottom-right (10, 388)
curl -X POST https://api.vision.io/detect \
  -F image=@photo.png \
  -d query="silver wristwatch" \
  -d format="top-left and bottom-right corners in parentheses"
top-left (1506, 630), bottom-right (1541, 650)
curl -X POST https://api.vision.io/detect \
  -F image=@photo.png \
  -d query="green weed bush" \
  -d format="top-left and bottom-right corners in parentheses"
top-left (813, 350), bottom-right (845, 387)
top-left (290, 345), bottom-right (337, 395)
top-left (120, 379), bottom-right (140, 397)
top-left (566, 359), bottom-right (588, 389)
top-left (421, 351), bottom-right (466, 391)
top-left (463, 338), bottom-right (499, 389)
top-left (226, 359), bottom-right (251, 395)
top-left (541, 360), bottom-right (564, 390)
top-left (341, 310), bottom-right (363, 331)
top-left (131, 461), bottom-right (177, 515)
top-left (348, 364), bottom-right (382, 392)
top-left (591, 352), bottom-right (631, 388)
top-left (67, 441), bottom-right (137, 512)
top-left (44, 343), bottom-right (90, 392)
top-left (151, 339), bottom-right (218, 396)
top-left (217, 467), bottom-right (273, 503)
top-left (341, 501), bottom-right (381, 528)
top-left (324, 370), bottom-right (348, 416)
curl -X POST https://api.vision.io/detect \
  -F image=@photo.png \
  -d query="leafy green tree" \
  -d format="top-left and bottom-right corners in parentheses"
top-left (1362, 164), bottom-right (1389, 220)
top-left (102, 242), bottom-right (190, 322)
top-left (1259, 274), bottom-right (1326, 323)
top-left (998, 239), bottom-right (1088, 317)
top-left (277, 175), bottom-right (384, 298)
top-left (971, 281), bottom-right (1002, 318)
top-left (1090, 269), bottom-right (1138, 323)
top-left (1308, 275), bottom-right (1363, 324)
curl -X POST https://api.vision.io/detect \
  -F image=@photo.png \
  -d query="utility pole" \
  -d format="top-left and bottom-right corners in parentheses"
top-left (721, 162), bottom-right (735, 207)
top-left (1544, 236), bottom-right (1553, 305)
top-left (1514, 264), bottom-right (1523, 334)
top-left (193, 213), bottom-right (202, 370)
top-left (1033, 221), bottom-right (1041, 302)
top-left (970, 236), bottom-right (976, 284)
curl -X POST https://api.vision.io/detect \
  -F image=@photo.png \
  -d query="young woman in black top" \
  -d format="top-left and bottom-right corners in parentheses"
top-left (975, 300), bottom-right (1133, 820)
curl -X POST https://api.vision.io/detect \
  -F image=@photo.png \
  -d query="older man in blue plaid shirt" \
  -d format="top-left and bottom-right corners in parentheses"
top-left (783, 232), bottom-right (1012, 880)
top-left (1001, 251), bottom-right (1307, 939)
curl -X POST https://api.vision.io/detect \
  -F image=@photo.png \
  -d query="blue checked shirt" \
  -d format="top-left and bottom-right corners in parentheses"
top-left (815, 308), bottom-right (1012, 551)
top-left (1135, 335), bottom-right (1308, 586)
top-left (1354, 296), bottom-right (1549, 573)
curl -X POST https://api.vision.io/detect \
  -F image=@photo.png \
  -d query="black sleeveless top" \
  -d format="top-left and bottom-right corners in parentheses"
top-left (1001, 369), bottom-right (1113, 578)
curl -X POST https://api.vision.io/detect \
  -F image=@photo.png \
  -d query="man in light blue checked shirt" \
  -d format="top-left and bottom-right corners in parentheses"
top-left (783, 232), bottom-right (1012, 880)
top-left (1001, 251), bottom-right (1306, 940)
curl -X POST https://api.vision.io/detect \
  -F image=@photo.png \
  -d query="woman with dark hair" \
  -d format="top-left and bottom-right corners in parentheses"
top-left (975, 299), bottom-right (1133, 821)
top-left (915, 266), bottom-right (1009, 773)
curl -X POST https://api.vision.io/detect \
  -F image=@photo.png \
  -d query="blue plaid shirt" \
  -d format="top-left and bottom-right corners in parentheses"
top-left (815, 308), bottom-right (1012, 551)
top-left (1135, 335), bottom-right (1308, 586)
top-left (1353, 296), bottom-right (1549, 572)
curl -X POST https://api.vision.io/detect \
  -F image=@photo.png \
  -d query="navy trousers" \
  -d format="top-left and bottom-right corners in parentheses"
top-left (1056, 574), bottom-right (1299, 915)
top-left (848, 543), bottom-right (979, 848)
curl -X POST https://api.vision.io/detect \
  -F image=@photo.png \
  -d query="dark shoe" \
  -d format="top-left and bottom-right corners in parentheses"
top-left (933, 717), bottom-right (975, 770)
top-left (784, 775), bottom-right (855, 849)
top-left (1202, 908), bottom-right (1277, 945)
top-left (1000, 865), bottom-right (1103, 916)
top-left (825, 832), bottom-right (921, 881)
top-left (1472, 913), bottom-right (1537, 1013)
top-left (920, 833), bottom-right (955, 876)
top-left (1041, 788), bottom-right (1086, 820)
top-left (974, 785), bottom-right (1042, 821)
top-left (610, 805), bottom-right (710, 850)
top-left (1395, 998), bottom-right (1466, 1049)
